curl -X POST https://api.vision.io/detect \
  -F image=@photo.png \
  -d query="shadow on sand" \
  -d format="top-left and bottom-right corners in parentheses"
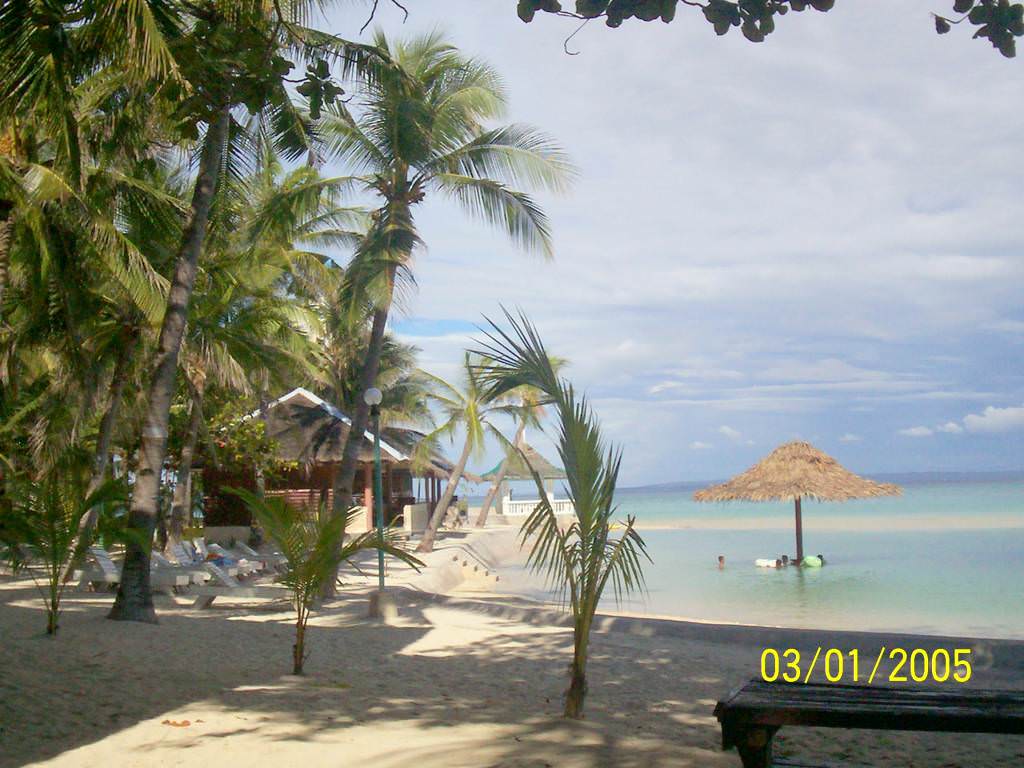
top-left (1, 577), bottom-right (1022, 768)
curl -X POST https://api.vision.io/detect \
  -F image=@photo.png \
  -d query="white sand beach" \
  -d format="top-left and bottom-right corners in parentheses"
top-left (2, 530), bottom-right (1022, 768)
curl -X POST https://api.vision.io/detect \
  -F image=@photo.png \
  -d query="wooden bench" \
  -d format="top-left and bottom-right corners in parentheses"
top-left (714, 680), bottom-right (1024, 767)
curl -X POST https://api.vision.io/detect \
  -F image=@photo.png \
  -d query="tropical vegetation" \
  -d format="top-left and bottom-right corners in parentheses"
top-left (315, 30), bottom-right (574, 584)
top-left (0, 452), bottom-right (125, 634)
top-left (473, 309), bottom-right (650, 718)
top-left (230, 488), bottom-right (421, 674)
top-left (0, 4), bottom-right (573, 628)
top-left (414, 353), bottom-right (518, 553)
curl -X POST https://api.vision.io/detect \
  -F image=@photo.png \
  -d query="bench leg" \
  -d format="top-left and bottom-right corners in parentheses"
top-left (192, 595), bottom-right (215, 610)
top-left (735, 727), bottom-right (777, 768)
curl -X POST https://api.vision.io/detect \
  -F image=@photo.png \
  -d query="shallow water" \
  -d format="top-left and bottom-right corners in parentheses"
top-left (488, 481), bottom-right (1024, 639)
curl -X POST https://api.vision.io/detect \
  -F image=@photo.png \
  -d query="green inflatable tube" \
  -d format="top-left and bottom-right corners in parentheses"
top-left (801, 555), bottom-right (822, 567)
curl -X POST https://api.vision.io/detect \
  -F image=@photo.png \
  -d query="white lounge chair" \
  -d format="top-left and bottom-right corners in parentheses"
top-left (76, 546), bottom-right (121, 589)
top-left (177, 540), bottom-right (239, 578)
top-left (207, 542), bottom-right (262, 576)
top-left (152, 550), bottom-right (210, 584)
top-left (79, 546), bottom-right (189, 593)
top-left (233, 541), bottom-right (288, 571)
top-left (189, 561), bottom-right (282, 609)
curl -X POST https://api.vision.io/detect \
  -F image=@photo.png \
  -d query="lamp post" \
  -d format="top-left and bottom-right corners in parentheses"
top-left (364, 386), bottom-right (385, 593)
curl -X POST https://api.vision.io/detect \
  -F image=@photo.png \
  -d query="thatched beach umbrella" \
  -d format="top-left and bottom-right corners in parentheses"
top-left (481, 441), bottom-right (566, 482)
top-left (693, 441), bottom-right (901, 562)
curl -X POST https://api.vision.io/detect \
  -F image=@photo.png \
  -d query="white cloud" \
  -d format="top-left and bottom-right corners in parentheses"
top-left (983, 320), bottom-right (1024, 335)
top-left (689, 441), bottom-right (712, 450)
top-left (328, 0), bottom-right (1024, 484)
top-left (719, 425), bottom-right (743, 441)
top-left (936, 421), bottom-right (964, 434)
top-left (898, 426), bottom-right (934, 437)
top-left (963, 405), bottom-right (1024, 434)
top-left (839, 433), bottom-right (862, 442)
top-left (757, 358), bottom-right (892, 383)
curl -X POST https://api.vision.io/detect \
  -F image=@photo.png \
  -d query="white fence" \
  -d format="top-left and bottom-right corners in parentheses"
top-left (501, 496), bottom-right (575, 517)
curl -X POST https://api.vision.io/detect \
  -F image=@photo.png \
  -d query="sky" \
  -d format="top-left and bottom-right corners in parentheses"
top-left (318, 1), bottom-right (1024, 487)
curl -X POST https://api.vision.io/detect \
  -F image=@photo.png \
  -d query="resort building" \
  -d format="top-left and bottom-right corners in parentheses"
top-left (201, 388), bottom-right (452, 540)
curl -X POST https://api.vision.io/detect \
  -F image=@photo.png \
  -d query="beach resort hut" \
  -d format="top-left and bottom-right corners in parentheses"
top-left (693, 441), bottom-right (901, 562)
top-left (481, 440), bottom-right (574, 517)
top-left (201, 388), bottom-right (451, 539)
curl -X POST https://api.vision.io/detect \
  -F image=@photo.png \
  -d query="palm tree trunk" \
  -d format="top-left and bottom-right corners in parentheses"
top-left (165, 382), bottom-right (204, 553)
top-left (61, 328), bottom-right (139, 582)
top-left (564, 614), bottom-right (592, 719)
top-left (108, 106), bottom-right (230, 623)
top-left (254, 392), bottom-right (269, 498)
top-left (416, 438), bottom-right (472, 553)
top-left (0, 213), bottom-right (11, 316)
top-left (324, 301), bottom-right (390, 596)
top-left (475, 420), bottom-right (526, 527)
top-left (474, 469), bottom-right (506, 528)
top-left (293, 606), bottom-right (308, 675)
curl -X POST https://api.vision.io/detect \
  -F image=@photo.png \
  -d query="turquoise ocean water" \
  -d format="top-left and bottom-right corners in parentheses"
top-left (484, 478), bottom-right (1024, 639)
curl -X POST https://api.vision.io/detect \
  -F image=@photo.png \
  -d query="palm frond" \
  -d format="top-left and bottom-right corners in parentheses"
top-left (434, 174), bottom-right (554, 258)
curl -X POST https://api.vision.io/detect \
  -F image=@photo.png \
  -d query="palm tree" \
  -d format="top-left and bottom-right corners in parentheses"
top-left (474, 354), bottom-right (565, 527)
top-left (319, 31), bottom-right (574, 563)
top-left (230, 488), bottom-right (421, 674)
top-left (414, 353), bottom-right (516, 554)
top-left (160, 155), bottom-right (354, 550)
top-left (106, 3), bottom-right (389, 622)
top-left (162, 244), bottom-right (321, 551)
top-left (0, 451), bottom-right (125, 635)
top-left (473, 310), bottom-right (650, 719)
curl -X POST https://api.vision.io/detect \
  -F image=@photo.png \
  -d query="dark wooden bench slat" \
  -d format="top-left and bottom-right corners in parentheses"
top-left (714, 680), bottom-right (1024, 768)
top-left (715, 680), bottom-right (1024, 735)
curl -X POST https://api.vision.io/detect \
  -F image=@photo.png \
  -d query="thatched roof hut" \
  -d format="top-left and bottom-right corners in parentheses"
top-left (255, 388), bottom-right (451, 474)
top-left (694, 441), bottom-right (901, 561)
top-left (481, 441), bottom-right (566, 481)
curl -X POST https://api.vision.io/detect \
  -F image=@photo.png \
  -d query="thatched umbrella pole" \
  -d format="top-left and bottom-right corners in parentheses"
top-left (693, 441), bottom-right (901, 564)
top-left (794, 496), bottom-right (803, 562)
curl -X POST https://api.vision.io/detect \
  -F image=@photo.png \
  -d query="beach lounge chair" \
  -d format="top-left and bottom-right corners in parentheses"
top-left (207, 542), bottom-right (262, 576)
top-left (193, 538), bottom-right (248, 574)
top-left (188, 561), bottom-right (282, 609)
top-left (176, 540), bottom-right (239, 578)
top-left (151, 550), bottom-right (210, 585)
top-left (76, 546), bottom-right (121, 589)
top-left (233, 541), bottom-right (288, 571)
top-left (79, 546), bottom-right (189, 593)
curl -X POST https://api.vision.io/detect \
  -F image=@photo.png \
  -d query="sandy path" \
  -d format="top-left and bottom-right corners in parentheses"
top-left (2, 570), bottom-right (1023, 768)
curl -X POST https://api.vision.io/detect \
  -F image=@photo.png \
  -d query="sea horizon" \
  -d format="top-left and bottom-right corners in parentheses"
top-left (618, 468), bottom-right (1024, 494)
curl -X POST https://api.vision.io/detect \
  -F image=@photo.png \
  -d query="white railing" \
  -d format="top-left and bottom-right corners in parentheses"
top-left (502, 497), bottom-right (575, 517)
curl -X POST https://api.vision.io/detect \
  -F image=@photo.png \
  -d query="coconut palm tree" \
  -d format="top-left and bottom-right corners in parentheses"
top-left (104, 2), bottom-right (390, 623)
top-left (473, 310), bottom-right (650, 719)
top-left (163, 237), bottom-right (325, 549)
top-left (319, 31), bottom-right (575, 556)
top-left (0, 450), bottom-right (125, 635)
top-left (474, 354), bottom-right (566, 527)
top-left (229, 488), bottom-right (421, 674)
top-left (414, 353), bottom-right (517, 554)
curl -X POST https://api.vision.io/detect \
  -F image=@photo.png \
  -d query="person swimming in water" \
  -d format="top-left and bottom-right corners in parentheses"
top-left (717, 555), bottom-right (725, 570)
top-left (817, 553), bottom-right (826, 565)
top-left (781, 555), bottom-right (790, 567)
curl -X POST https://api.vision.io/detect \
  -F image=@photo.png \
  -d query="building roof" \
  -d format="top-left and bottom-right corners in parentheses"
top-left (481, 440), bottom-right (566, 481)
top-left (247, 387), bottom-right (408, 465)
